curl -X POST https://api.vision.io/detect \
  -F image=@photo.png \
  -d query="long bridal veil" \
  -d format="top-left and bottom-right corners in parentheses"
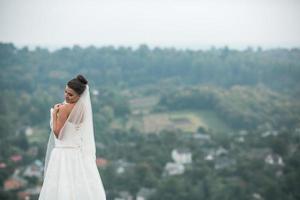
top-left (43, 85), bottom-right (96, 177)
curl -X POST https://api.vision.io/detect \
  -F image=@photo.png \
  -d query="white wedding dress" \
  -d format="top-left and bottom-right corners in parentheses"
top-left (39, 85), bottom-right (106, 200)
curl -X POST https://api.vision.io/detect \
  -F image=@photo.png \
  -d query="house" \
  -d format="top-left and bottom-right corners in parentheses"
top-left (214, 157), bottom-right (236, 170)
top-left (265, 154), bottom-right (284, 166)
top-left (23, 160), bottom-right (43, 178)
top-left (136, 187), bottom-right (156, 200)
top-left (252, 193), bottom-right (263, 199)
top-left (0, 162), bottom-right (7, 168)
top-left (114, 191), bottom-right (133, 200)
top-left (203, 147), bottom-right (228, 162)
top-left (215, 147), bottom-right (228, 156)
top-left (235, 136), bottom-right (245, 143)
top-left (4, 176), bottom-right (28, 191)
top-left (96, 157), bottom-right (108, 168)
top-left (164, 162), bottom-right (185, 176)
top-left (203, 148), bottom-right (216, 161)
top-left (5, 169), bottom-right (28, 190)
top-left (261, 130), bottom-right (279, 137)
top-left (26, 146), bottom-right (39, 157)
top-left (113, 159), bottom-right (134, 175)
top-left (4, 178), bottom-right (24, 191)
top-left (18, 186), bottom-right (41, 200)
top-left (25, 126), bottom-right (33, 136)
top-left (17, 191), bottom-right (30, 200)
top-left (171, 148), bottom-right (192, 164)
top-left (205, 154), bottom-right (214, 161)
top-left (193, 133), bottom-right (211, 140)
top-left (10, 154), bottom-right (23, 162)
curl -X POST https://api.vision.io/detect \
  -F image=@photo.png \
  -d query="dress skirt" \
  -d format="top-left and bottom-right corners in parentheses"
top-left (38, 146), bottom-right (106, 200)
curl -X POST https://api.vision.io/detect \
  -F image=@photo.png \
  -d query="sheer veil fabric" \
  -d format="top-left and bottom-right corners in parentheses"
top-left (41, 85), bottom-right (106, 199)
top-left (44, 85), bottom-right (96, 176)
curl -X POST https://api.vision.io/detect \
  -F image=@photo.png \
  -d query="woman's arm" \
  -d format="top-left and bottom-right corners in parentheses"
top-left (52, 103), bottom-right (71, 138)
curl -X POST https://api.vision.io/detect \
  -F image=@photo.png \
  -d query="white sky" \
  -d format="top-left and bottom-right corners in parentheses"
top-left (0, 0), bottom-right (299, 50)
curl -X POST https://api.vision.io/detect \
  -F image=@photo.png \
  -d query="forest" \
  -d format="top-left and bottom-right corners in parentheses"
top-left (0, 42), bottom-right (299, 200)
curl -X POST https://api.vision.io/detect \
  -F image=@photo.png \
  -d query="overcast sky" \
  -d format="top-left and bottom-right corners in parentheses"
top-left (0, 0), bottom-right (299, 50)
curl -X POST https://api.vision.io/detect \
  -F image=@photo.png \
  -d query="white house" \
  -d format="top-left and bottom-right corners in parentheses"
top-left (171, 148), bottom-right (192, 164)
top-left (204, 147), bottom-right (228, 161)
top-left (235, 136), bottom-right (245, 143)
top-left (164, 162), bottom-right (185, 176)
top-left (265, 154), bottom-right (284, 166)
top-left (205, 154), bottom-right (214, 161)
top-left (23, 160), bottom-right (43, 178)
top-left (114, 159), bottom-right (134, 175)
top-left (252, 193), bottom-right (263, 199)
top-left (136, 188), bottom-right (156, 200)
top-left (215, 147), bottom-right (228, 156)
top-left (25, 126), bottom-right (33, 136)
top-left (261, 130), bottom-right (279, 137)
top-left (114, 191), bottom-right (133, 200)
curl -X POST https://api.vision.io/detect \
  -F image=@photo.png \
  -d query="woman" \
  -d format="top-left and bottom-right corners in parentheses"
top-left (38, 75), bottom-right (106, 200)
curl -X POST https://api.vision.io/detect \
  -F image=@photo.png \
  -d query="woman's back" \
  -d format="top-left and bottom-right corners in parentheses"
top-left (39, 76), bottom-right (106, 199)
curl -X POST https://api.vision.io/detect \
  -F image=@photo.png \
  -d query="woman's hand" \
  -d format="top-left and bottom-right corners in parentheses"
top-left (53, 103), bottom-right (63, 113)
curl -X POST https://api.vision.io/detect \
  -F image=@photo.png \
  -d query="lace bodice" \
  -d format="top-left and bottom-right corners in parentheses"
top-left (54, 120), bottom-right (83, 148)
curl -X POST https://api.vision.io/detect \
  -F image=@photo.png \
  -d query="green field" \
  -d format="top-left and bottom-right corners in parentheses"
top-left (109, 95), bottom-right (234, 134)
top-left (122, 109), bottom-right (232, 134)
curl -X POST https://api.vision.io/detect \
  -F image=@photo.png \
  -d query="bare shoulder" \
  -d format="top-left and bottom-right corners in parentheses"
top-left (58, 103), bottom-right (75, 117)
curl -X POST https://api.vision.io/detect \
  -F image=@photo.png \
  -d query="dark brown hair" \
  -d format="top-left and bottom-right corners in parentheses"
top-left (67, 74), bottom-right (88, 95)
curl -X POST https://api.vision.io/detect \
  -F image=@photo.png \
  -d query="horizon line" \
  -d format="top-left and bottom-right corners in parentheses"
top-left (1, 41), bottom-right (299, 52)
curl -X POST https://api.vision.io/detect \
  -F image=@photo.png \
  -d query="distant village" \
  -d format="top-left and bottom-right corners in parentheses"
top-left (2, 125), bottom-right (296, 200)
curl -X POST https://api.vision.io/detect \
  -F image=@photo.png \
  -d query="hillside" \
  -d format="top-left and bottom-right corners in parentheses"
top-left (0, 43), bottom-right (299, 200)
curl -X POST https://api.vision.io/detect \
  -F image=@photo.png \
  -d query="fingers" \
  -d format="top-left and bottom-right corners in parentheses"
top-left (53, 103), bottom-right (63, 110)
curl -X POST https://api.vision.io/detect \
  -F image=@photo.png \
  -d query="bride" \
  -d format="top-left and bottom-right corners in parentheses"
top-left (38, 75), bottom-right (106, 200)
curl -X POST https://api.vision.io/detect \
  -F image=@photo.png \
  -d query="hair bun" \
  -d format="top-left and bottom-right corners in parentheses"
top-left (76, 74), bottom-right (88, 85)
